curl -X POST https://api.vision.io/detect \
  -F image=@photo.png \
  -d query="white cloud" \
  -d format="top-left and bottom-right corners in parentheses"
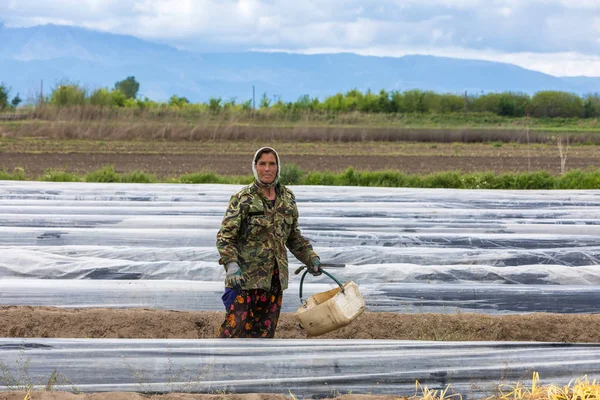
top-left (1, 0), bottom-right (599, 76)
top-left (388, 0), bottom-right (482, 8)
top-left (550, 0), bottom-right (600, 9)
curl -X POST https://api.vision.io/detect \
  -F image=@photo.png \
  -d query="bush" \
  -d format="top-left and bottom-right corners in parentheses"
top-left (556, 169), bottom-right (600, 189)
top-left (49, 83), bottom-right (87, 106)
top-left (0, 83), bottom-right (10, 111)
top-left (40, 170), bottom-right (80, 182)
top-left (177, 172), bottom-right (253, 184)
top-left (89, 88), bottom-right (113, 107)
top-left (111, 90), bottom-right (127, 107)
top-left (4, 165), bottom-right (600, 189)
top-left (423, 171), bottom-right (462, 188)
top-left (114, 76), bottom-right (140, 99)
top-left (303, 171), bottom-right (339, 185)
top-left (280, 163), bottom-right (305, 185)
top-left (512, 171), bottom-right (555, 189)
top-left (0, 167), bottom-right (26, 180)
top-left (85, 165), bottom-right (121, 182)
top-left (531, 91), bottom-right (584, 118)
top-left (178, 172), bottom-right (222, 184)
top-left (120, 171), bottom-right (156, 183)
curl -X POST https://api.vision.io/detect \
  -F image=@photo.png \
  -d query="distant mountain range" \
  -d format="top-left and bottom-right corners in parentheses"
top-left (1, 23), bottom-right (599, 103)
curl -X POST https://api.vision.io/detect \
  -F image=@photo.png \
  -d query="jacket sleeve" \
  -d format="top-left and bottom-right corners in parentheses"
top-left (216, 194), bottom-right (244, 268)
top-left (286, 199), bottom-right (319, 265)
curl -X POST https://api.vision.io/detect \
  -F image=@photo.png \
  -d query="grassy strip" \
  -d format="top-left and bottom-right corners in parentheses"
top-left (1, 119), bottom-right (599, 144)
top-left (5, 113), bottom-right (600, 130)
top-left (1, 165), bottom-right (599, 189)
top-left (303, 168), bottom-right (600, 189)
top-left (4, 104), bottom-right (600, 129)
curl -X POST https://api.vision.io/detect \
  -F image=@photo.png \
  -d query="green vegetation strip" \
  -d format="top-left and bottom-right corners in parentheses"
top-left (5, 79), bottom-right (600, 121)
top-left (1, 164), bottom-right (599, 189)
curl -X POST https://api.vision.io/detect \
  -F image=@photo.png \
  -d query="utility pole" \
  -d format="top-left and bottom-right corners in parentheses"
top-left (39, 79), bottom-right (44, 106)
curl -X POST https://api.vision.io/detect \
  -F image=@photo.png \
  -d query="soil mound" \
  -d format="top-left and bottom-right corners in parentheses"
top-left (2, 306), bottom-right (599, 342)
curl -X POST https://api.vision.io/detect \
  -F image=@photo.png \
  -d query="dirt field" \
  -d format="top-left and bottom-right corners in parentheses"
top-left (0, 140), bottom-right (598, 178)
top-left (2, 306), bottom-right (599, 342)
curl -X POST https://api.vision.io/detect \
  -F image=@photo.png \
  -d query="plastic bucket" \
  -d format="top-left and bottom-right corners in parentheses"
top-left (294, 269), bottom-right (365, 337)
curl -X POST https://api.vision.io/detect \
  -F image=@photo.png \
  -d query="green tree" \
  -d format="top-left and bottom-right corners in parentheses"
top-left (259, 93), bottom-right (271, 109)
top-left (0, 83), bottom-right (9, 111)
top-left (358, 89), bottom-right (379, 112)
top-left (583, 95), bottom-right (600, 118)
top-left (438, 93), bottom-right (465, 113)
top-left (208, 97), bottom-right (222, 113)
top-left (403, 89), bottom-right (428, 113)
top-left (110, 89), bottom-right (127, 107)
top-left (89, 88), bottom-right (112, 106)
top-left (497, 92), bottom-right (530, 116)
top-left (240, 99), bottom-right (253, 111)
top-left (223, 98), bottom-right (237, 111)
top-left (377, 89), bottom-right (392, 113)
top-left (169, 95), bottom-right (190, 107)
top-left (322, 93), bottom-right (345, 112)
top-left (294, 95), bottom-right (313, 111)
top-left (389, 90), bottom-right (405, 113)
top-left (10, 93), bottom-right (22, 108)
top-left (531, 91), bottom-right (584, 118)
top-left (114, 76), bottom-right (140, 99)
top-left (344, 89), bottom-right (363, 112)
top-left (470, 93), bottom-right (501, 113)
top-left (470, 92), bottom-right (530, 116)
top-left (49, 83), bottom-right (86, 106)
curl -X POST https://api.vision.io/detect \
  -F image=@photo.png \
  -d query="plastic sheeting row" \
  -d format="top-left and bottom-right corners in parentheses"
top-left (1, 181), bottom-right (600, 314)
top-left (2, 279), bottom-right (600, 314)
top-left (0, 338), bottom-right (599, 397)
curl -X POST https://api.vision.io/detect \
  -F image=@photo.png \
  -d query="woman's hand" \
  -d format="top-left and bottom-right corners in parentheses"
top-left (308, 257), bottom-right (322, 276)
top-left (225, 262), bottom-right (245, 291)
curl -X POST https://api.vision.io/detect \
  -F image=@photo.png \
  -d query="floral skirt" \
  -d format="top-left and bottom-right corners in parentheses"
top-left (217, 267), bottom-right (283, 338)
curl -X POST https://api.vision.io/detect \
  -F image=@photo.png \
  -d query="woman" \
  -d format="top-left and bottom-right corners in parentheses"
top-left (216, 147), bottom-right (321, 338)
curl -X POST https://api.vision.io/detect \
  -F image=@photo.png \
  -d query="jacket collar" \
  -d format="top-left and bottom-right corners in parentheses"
top-left (251, 181), bottom-right (281, 200)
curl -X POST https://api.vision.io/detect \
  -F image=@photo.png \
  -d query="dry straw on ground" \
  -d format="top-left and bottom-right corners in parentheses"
top-left (3, 373), bottom-right (599, 400)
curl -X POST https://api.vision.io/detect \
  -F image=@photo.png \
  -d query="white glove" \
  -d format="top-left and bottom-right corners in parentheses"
top-left (225, 262), bottom-right (244, 291)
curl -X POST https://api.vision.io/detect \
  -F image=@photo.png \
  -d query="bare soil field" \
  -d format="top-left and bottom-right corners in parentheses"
top-left (0, 140), bottom-right (598, 178)
top-left (2, 306), bottom-right (599, 343)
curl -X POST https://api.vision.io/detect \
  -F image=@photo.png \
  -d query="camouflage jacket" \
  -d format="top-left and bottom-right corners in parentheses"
top-left (216, 182), bottom-right (318, 291)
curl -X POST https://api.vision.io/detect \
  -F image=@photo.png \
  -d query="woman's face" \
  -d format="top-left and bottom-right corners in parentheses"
top-left (256, 152), bottom-right (277, 184)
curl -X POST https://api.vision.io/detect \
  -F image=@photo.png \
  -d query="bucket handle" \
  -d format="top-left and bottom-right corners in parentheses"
top-left (299, 268), bottom-right (345, 303)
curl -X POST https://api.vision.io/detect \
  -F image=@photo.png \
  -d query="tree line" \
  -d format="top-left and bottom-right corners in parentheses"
top-left (2, 76), bottom-right (600, 119)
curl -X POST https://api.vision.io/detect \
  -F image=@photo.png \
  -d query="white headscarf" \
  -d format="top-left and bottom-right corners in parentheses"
top-left (252, 147), bottom-right (281, 188)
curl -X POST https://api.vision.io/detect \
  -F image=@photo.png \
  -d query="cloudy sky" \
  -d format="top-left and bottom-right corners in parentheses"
top-left (1, 0), bottom-right (599, 76)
